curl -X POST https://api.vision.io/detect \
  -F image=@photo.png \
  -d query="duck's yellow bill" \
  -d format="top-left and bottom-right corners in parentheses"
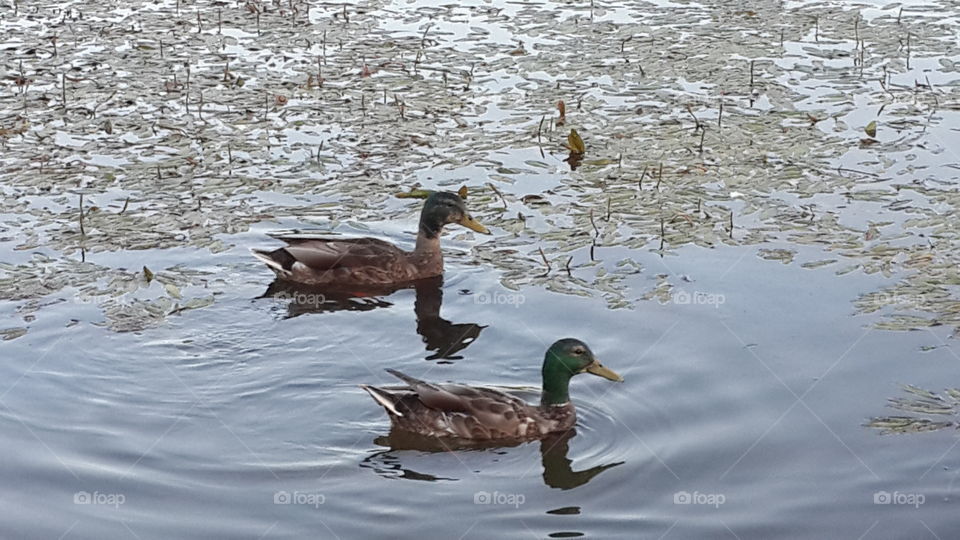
top-left (585, 361), bottom-right (623, 382)
top-left (459, 216), bottom-right (491, 235)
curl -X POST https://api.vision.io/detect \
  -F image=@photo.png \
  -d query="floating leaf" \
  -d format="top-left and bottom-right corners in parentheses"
top-left (164, 283), bottom-right (182, 299)
top-left (557, 100), bottom-right (566, 126)
top-left (395, 188), bottom-right (431, 199)
top-left (865, 120), bottom-right (877, 138)
top-left (173, 296), bottom-right (215, 313)
top-left (143, 266), bottom-right (154, 283)
top-left (564, 129), bottom-right (585, 155)
top-left (758, 248), bottom-right (796, 264)
top-left (0, 327), bottom-right (28, 341)
top-left (868, 385), bottom-right (960, 434)
top-left (396, 186), bottom-right (469, 200)
top-left (521, 194), bottom-right (549, 206)
top-left (801, 259), bottom-right (836, 269)
top-left (584, 158), bottom-right (615, 166)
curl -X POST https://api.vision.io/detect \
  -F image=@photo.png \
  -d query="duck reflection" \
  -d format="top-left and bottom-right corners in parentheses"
top-left (540, 429), bottom-right (624, 490)
top-left (260, 276), bottom-right (484, 361)
top-left (411, 279), bottom-right (484, 361)
top-left (360, 428), bottom-right (623, 490)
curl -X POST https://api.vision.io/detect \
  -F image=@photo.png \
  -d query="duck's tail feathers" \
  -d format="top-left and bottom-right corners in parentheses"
top-left (385, 368), bottom-right (442, 392)
top-left (360, 385), bottom-right (404, 417)
top-left (250, 248), bottom-right (293, 278)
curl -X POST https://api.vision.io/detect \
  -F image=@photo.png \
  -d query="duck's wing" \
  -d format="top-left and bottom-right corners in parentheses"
top-left (275, 237), bottom-right (404, 271)
top-left (385, 369), bottom-right (477, 413)
top-left (381, 369), bottom-right (539, 439)
top-left (252, 236), bottom-right (406, 276)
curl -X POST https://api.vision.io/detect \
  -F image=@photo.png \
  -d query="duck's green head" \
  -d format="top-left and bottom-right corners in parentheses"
top-left (419, 191), bottom-right (490, 238)
top-left (541, 338), bottom-right (623, 406)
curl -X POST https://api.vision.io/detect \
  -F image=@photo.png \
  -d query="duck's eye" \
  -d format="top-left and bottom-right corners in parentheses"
top-left (572, 348), bottom-right (584, 355)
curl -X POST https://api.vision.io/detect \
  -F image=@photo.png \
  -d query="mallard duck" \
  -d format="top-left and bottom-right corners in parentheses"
top-left (251, 191), bottom-right (490, 286)
top-left (360, 339), bottom-right (623, 440)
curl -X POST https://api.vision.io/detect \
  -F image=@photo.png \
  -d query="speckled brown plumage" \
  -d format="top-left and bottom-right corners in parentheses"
top-left (361, 369), bottom-right (577, 440)
top-left (361, 339), bottom-right (624, 442)
top-left (252, 236), bottom-right (444, 286)
top-left (251, 192), bottom-right (489, 286)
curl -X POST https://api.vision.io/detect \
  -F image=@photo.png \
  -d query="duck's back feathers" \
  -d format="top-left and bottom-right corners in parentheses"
top-left (263, 236), bottom-right (405, 270)
top-left (252, 236), bottom-right (437, 286)
top-left (362, 369), bottom-right (576, 440)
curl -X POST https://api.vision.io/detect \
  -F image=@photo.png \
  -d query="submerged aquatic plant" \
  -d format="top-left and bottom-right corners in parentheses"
top-left (867, 385), bottom-right (960, 434)
top-left (0, 0), bottom-right (957, 333)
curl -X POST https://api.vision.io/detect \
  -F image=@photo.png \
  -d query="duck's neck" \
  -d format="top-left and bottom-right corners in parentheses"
top-left (540, 362), bottom-right (574, 407)
top-left (413, 222), bottom-right (443, 258)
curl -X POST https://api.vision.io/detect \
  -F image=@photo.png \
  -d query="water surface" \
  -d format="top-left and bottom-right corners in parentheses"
top-left (2, 0), bottom-right (960, 538)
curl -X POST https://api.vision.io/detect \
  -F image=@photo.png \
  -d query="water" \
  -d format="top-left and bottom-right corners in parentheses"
top-left (0, 240), bottom-right (957, 538)
top-left (3, 0), bottom-right (960, 537)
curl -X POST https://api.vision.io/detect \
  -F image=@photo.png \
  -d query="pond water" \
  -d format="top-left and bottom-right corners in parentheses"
top-left (2, 0), bottom-right (960, 538)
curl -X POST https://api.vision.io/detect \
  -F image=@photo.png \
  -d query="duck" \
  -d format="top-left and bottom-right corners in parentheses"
top-left (251, 191), bottom-right (490, 286)
top-left (360, 338), bottom-right (623, 440)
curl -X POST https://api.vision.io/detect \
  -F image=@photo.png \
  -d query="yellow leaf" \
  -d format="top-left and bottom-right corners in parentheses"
top-left (865, 120), bottom-right (877, 138)
top-left (457, 185), bottom-right (469, 200)
top-left (565, 129), bottom-right (586, 155)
